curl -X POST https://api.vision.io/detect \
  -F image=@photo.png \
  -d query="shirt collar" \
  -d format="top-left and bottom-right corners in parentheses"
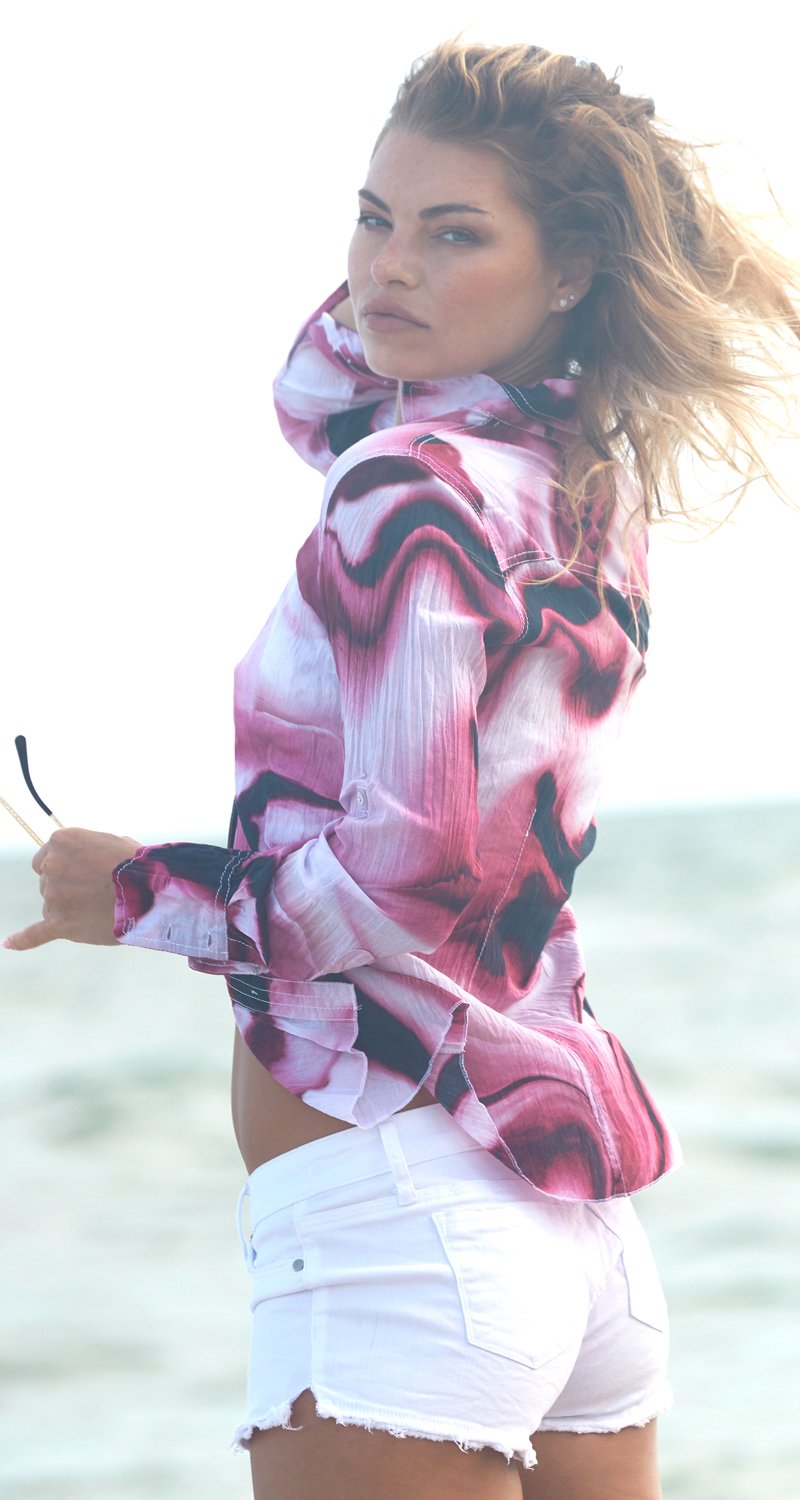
top-left (397, 369), bottom-right (582, 437)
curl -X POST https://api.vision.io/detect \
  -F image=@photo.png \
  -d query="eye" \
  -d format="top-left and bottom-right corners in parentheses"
top-left (355, 212), bottom-right (390, 230)
top-left (438, 227), bottom-right (479, 244)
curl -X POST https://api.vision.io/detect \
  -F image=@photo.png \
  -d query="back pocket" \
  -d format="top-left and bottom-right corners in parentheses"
top-left (619, 1212), bottom-right (669, 1332)
top-left (589, 1201), bottom-right (668, 1333)
top-left (432, 1198), bottom-right (589, 1369)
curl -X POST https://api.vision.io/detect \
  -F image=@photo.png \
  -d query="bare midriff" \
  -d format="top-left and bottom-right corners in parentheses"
top-left (231, 1025), bottom-right (438, 1175)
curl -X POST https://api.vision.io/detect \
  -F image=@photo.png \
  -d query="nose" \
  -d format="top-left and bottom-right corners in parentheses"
top-left (370, 235), bottom-right (419, 288)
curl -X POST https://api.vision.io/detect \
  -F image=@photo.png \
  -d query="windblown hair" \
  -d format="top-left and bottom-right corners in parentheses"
top-left (376, 40), bottom-right (800, 568)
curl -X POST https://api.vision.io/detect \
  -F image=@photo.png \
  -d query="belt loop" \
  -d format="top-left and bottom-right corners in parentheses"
top-left (236, 1182), bottom-right (254, 1266)
top-left (377, 1116), bottom-right (418, 1206)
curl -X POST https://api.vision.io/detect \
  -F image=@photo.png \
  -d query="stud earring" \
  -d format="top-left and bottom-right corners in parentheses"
top-left (557, 293), bottom-right (577, 309)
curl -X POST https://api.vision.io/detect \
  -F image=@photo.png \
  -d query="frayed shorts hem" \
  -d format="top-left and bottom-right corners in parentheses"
top-left (230, 1385), bottom-right (537, 1470)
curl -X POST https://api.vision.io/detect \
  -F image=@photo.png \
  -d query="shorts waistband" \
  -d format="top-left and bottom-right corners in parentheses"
top-left (243, 1103), bottom-right (485, 1225)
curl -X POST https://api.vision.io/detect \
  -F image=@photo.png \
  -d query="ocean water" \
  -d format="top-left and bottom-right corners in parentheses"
top-left (1, 801), bottom-right (798, 1500)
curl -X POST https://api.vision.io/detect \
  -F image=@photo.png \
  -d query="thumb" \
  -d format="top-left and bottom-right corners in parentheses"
top-left (3, 922), bottom-right (59, 952)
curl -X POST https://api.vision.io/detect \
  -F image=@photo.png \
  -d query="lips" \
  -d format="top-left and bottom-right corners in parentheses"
top-left (362, 299), bottom-right (427, 328)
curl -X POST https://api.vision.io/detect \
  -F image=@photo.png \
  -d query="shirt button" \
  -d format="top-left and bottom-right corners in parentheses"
top-left (292, 1258), bottom-right (304, 1272)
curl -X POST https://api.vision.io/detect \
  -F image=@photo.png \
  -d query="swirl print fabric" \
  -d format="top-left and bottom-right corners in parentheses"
top-left (112, 283), bottom-right (682, 1201)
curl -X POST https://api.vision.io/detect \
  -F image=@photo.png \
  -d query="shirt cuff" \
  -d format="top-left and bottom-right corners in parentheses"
top-left (112, 844), bottom-right (232, 962)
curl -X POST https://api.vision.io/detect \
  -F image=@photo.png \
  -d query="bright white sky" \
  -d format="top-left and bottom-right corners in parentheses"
top-left (1, 2), bottom-right (797, 852)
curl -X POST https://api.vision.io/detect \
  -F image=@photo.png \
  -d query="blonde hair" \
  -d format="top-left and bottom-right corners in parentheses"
top-left (376, 40), bottom-right (800, 574)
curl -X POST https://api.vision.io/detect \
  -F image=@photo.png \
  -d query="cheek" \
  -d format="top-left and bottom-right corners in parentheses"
top-left (346, 236), bottom-right (360, 290)
top-left (450, 262), bottom-right (542, 343)
top-left (347, 232), bottom-right (372, 296)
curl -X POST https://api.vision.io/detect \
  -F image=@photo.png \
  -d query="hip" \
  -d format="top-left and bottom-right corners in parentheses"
top-left (231, 1023), bottom-right (435, 1174)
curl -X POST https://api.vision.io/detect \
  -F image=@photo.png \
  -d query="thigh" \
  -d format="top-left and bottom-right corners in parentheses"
top-left (521, 1421), bottom-right (662, 1500)
top-left (249, 1388), bottom-right (524, 1500)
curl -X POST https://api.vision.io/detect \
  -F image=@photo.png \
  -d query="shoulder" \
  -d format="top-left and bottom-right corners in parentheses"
top-left (320, 424), bottom-right (504, 563)
top-left (325, 421), bottom-right (484, 499)
top-left (295, 429), bottom-right (519, 642)
top-left (318, 420), bottom-right (535, 577)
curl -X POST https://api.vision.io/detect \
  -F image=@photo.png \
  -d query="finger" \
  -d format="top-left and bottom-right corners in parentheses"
top-left (3, 922), bottom-right (58, 952)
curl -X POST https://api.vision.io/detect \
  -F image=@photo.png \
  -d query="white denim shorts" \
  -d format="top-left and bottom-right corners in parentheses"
top-left (232, 1102), bottom-right (671, 1471)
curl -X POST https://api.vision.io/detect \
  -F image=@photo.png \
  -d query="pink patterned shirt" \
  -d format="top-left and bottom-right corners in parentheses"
top-left (113, 283), bottom-right (681, 1201)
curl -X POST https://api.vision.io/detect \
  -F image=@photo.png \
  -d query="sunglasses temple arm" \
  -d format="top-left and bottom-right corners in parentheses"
top-left (0, 794), bottom-right (45, 847)
top-left (14, 736), bottom-right (65, 830)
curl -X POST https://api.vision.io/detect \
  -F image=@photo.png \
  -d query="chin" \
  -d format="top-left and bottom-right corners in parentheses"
top-left (358, 329), bottom-right (465, 384)
top-left (361, 344), bottom-right (467, 385)
top-left (359, 345), bottom-right (419, 382)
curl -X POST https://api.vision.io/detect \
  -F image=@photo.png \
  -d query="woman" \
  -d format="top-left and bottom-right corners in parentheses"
top-left (5, 40), bottom-right (798, 1500)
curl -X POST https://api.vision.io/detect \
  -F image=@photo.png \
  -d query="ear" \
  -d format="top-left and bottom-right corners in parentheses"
top-left (553, 253), bottom-right (596, 310)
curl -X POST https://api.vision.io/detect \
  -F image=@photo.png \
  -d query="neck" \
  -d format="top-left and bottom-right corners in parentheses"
top-left (486, 320), bottom-right (567, 387)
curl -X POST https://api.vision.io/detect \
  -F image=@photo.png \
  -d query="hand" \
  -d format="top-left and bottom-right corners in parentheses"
top-left (3, 827), bottom-right (143, 952)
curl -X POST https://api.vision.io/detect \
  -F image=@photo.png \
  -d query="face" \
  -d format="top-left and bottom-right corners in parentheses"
top-left (347, 130), bottom-right (588, 386)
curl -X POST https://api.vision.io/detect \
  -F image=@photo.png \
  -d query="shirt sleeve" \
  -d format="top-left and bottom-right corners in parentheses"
top-left (273, 282), bottom-right (400, 474)
top-left (112, 453), bottom-right (522, 978)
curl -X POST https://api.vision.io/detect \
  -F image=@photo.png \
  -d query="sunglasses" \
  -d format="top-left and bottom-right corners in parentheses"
top-left (0, 737), bottom-right (65, 847)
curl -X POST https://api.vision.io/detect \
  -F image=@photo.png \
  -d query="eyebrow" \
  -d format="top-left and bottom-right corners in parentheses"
top-left (358, 187), bottom-right (493, 219)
